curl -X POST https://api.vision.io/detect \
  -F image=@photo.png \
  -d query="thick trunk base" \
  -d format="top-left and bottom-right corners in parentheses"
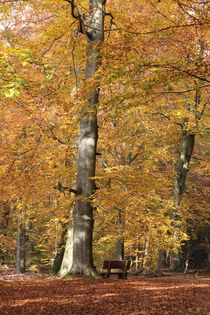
top-left (68, 266), bottom-right (101, 278)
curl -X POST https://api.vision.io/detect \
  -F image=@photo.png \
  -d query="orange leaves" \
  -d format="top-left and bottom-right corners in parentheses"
top-left (0, 276), bottom-right (210, 314)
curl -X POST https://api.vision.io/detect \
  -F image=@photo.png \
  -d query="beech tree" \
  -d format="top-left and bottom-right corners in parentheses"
top-left (169, 2), bottom-right (209, 271)
top-left (16, 208), bottom-right (26, 274)
top-left (64, 0), bottom-right (106, 276)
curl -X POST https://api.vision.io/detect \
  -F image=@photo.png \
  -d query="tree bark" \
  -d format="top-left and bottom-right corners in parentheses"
top-left (0, 202), bottom-right (11, 263)
top-left (0, 202), bottom-right (10, 233)
top-left (116, 208), bottom-right (125, 260)
top-left (174, 132), bottom-right (195, 209)
top-left (170, 36), bottom-right (204, 271)
top-left (170, 132), bottom-right (195, 271)
top-left (158, 250), bottom-right (165, 271)
top-left (52, 224), bottom-right (68, 274)
top-left (143, 236), bottom-right (150, 274)
top-left (59, 225), bottom-right (73, 276)
top-left (69, 0), bottom-right (105, 276)
top-left (116, 239), bottom-right (124, 260)
top-left (16, 209), bottom-right (25, 274)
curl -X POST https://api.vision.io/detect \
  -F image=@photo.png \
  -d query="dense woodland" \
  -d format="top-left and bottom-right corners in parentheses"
top-left (0, 0), bottom-right (209, 277)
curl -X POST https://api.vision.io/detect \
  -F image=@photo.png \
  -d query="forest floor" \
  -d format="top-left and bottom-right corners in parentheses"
top-left (0, 271), bottom-right (210, 315)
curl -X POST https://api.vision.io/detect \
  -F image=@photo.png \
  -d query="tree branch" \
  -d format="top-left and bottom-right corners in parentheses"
top-left (65, 0), bottom-right (79, 19)
top-left (64, 0), bottom-right (92, 40)
top-left (54, 181), bottom-right (78, 195)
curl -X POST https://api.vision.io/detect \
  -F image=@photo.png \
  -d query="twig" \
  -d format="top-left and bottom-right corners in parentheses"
top-left (149, 1), bottom-right (177, 24)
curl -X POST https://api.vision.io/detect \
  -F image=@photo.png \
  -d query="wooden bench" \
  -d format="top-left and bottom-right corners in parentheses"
top-left (101, 260), bottom-right (131, 279)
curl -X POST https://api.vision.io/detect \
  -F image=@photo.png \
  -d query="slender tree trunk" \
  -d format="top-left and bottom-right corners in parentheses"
top-left (170, 132), bottom-right (195, 271)
top-left (136, 239), bottom-right (140, 271)
top-left (52, 224), bottom-right (68, 274)
top-left (117, 239), bottom-right (124, 260)
top-left (143, 236), bottom-right (150, 274)
top-left (158, 250), bottom-right (165, 271)
top-left (170, 36), bottom-right (204, 271)
top-left (0, 202), bottom-right (10, 263)
top-left (116, 208), bottom-right (124, 260)
top-left (16, 209), bottom-right (25, 274)
top-left (69, 0), bottom-right (105, 276)
top-left (0, 202), bottom-right (10, 233)
top-left (174, 132), bottom-right (195, 208)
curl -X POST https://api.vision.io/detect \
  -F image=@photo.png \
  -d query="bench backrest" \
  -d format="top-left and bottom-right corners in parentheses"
top-left (103, 260), bottom-right (131, 271)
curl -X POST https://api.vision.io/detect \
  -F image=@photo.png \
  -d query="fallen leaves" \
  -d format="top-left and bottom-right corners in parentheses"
top-left (0, 275), bottom-right (209, 315)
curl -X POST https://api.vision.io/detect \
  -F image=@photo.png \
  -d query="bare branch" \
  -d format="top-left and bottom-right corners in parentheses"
top-left (170, 66), bottom-right (210, 83)
top-left (64, 0), bottom-right (92, 40)
top-left (102, 22), bottom-right (209, 35)
top-left (149, 1), bottom-right (177, 24)
top-left (152, 85), bottom-right (210, 95)
top-left (54, 181), bottom-right (78, 195)
top-left (65, 0), bottom-right (79, 19)
top-left (70, 33), bottom-right (79, 91)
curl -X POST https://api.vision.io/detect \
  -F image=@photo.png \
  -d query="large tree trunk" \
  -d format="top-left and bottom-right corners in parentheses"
top-left (69, 0), bottom-right (105, 276)
top-left (16, 209), bottom-right (26, 274)
top-left (170, 132), bottom-right (195, 271)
